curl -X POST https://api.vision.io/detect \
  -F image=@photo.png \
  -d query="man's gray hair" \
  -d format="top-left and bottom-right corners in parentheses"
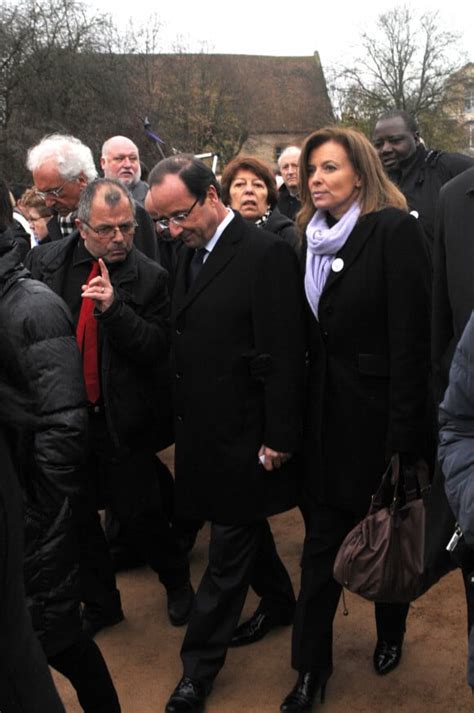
top-left (77, 178), bottom-right (135, 223)
top-left (277, 146), bottom-right (301, 168)
top-left (27, 134), bottom-right (98, 182)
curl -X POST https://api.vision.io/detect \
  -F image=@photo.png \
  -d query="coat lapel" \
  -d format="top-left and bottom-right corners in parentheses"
top-left (173, 215), bottom-right (242, 317)
top-left (322, 213), bottom-right (377, 295)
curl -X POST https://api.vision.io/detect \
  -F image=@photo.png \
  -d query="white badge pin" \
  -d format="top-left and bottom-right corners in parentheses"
top-left (332, 258), bottom-right (344, 273)
top-left (410, 210), bottom-right (419, 219)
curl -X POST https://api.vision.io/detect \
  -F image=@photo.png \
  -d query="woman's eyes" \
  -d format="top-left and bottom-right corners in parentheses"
top-left (233, 181), bottom-right (265, 189)
top-left (308, 164), bottom-right (337, 174)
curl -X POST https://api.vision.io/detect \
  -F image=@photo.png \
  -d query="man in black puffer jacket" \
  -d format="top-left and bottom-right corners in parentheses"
top-left (0, 411), bottom-right (65, 713)
top-left (0, 232), bottom-right (120, 712)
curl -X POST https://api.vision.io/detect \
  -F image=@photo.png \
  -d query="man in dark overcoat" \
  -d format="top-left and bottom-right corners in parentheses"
top-left (149, 155), bottom-right (306, 713)
top-left (432, 166), bottom-right (474, 691)
top-left (373, 110), bottom-right (474, 247)
top-left (26, 178), bottom-right (192, 637)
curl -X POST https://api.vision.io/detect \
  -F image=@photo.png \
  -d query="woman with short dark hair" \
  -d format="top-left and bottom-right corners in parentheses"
top-left (221, 155), bottom-right (299, 249)
top-left (21, 186), bottom-right (54, 244)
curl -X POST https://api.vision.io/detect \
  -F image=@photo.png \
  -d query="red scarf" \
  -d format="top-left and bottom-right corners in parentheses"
top-left (76, 261), bottom-right (100, 403)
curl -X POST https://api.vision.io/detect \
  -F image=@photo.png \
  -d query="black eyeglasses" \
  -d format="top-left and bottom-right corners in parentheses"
top-left (82, 220), bottom-right (137, 239)
top-left (156, 197), bottom-right (199, 230)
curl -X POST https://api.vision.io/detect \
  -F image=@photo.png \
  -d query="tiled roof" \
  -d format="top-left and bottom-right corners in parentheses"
top-left (139, 52), bottom-right (334, 134)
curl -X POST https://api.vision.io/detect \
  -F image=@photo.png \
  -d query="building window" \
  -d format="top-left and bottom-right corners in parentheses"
top-left (469, 123), bottom-right (474, 151)
top-left (465, 86), bottom-right (474, 113)
top-left (275, 146), bottom-right (284, 162)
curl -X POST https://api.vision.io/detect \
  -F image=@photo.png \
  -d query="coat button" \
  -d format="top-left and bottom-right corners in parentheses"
top-left (177, 415), bottom-right (183, 422)
top-left (175, 373), bottom-right (182, 380)
top-left (175, 328), bottom-right (182, 336)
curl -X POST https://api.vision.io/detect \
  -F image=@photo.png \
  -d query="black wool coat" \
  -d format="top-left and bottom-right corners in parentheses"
top-left (172, 213), bottom-right (306, 524)
top-left (387, 145), bottom-right (474, 247)
top-left (265, 206), bottom-right (300, 251)
top-left (303, 207), bottom-right (432, 516)
top-left (432, 167), bottom-right (474, 404)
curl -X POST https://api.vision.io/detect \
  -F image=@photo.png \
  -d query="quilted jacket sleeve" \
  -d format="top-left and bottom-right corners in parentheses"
top-left (439, 311), bottom-right (474, 544)
top-left (12, 279), bottom-right (88, 508)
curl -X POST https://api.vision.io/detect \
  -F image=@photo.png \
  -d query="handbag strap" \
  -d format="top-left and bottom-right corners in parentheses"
top-left (393, 454), bottom-right (432, 503)
top-left (403, 464), bottom-right (419, 502)
top-left (370, 454), bottom-right (400, 512)
top-left (400, 456), bottom-right (431, 502)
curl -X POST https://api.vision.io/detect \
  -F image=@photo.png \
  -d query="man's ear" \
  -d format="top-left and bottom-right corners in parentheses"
top-left (77, 172), bottom-right (89, 190)
top-left (100, 156), bottom-right (106, 172)
top-left (75, 218), bottom-right (87, 241)
top-left (207, 184), bottom-right (219, 204)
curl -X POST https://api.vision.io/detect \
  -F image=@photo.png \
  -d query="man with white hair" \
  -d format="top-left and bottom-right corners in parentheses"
top-left (101, 135), bottom-right (149, 205)
top-left (27, 134), bottom-right (158, 260)
top-left (27, 134), bottom-right (97, 239)
top-left (277, 146), bottom-right (301, 221)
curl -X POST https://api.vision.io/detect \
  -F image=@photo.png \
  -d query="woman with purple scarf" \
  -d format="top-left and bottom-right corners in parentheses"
top-left (280, 127), bottom-right (432, 712)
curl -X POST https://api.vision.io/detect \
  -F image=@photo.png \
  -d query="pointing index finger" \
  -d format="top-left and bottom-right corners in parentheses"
top-left (98, 258), bottom-right (110, 280)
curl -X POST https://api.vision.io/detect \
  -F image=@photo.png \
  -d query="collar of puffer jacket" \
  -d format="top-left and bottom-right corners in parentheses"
top-left (0, 229), bottom-right (29, 295)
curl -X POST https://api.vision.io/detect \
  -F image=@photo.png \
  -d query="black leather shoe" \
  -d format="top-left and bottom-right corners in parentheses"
top-left (280, 670), bottom-right (331, 712)
top-left (229, 607), bottom-right (293, 647)
top-left (373, 638), bottom-right (403, 675)
top-left (82, 607), bottom-right (125, 638)
top-left (167, 582), bottom-right (195, 627)
top-left (165, 677), bottom-right (208, 712)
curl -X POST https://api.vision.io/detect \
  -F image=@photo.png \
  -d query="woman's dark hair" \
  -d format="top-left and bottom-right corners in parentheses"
top-left (220, 156), bottom-right (278, 209)
top-left (148, 154), bottom-right (221, 203)
top-left (0, 177), bottom-right (13, 232)
top-left (21, 187), bottom-right (53, 219)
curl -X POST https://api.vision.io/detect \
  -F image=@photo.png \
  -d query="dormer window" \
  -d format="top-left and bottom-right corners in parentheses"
top-left (465, 86), bottom-right (474, 112)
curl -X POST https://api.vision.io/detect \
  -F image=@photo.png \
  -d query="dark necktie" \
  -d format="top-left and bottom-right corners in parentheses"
top-left (187, 248), bottom-right (207, 288)
top-left (76, 261), bottom-right (100, 404)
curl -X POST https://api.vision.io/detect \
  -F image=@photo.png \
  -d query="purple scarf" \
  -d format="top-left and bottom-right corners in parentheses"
top-left (304, 201), bottom-right (361, 319)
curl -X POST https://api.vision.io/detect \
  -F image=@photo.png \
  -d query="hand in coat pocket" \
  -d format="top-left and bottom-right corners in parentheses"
top-left (258, 444), bottom-right (292, 471)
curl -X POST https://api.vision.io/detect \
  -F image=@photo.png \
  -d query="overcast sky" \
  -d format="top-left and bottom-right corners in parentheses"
top-left (90, 0), bottom-right (472, 71)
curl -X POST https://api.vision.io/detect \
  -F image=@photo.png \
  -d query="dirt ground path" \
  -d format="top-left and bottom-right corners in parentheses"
top-left (53, 450), bottom-right (472, 713)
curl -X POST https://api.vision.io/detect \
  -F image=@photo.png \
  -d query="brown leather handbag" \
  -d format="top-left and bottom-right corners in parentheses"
top-left (333, 454), bottom-right (431, 603)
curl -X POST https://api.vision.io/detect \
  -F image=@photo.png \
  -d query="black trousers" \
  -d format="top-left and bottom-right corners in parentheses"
top-left (181, 520), bottom-right (276, 685)
top-left (0, 629), bottom-right (65, 713)
top-left (79, 413), bottom-right (189, 614)
top-left (105, 460), bottom-right (204, 566)
top-left (49, 634), bottom-right (120, 713)
top-left (292, 500), bottom-right (409, 673)
top-left (247, 518), bottom-right (296, 615)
